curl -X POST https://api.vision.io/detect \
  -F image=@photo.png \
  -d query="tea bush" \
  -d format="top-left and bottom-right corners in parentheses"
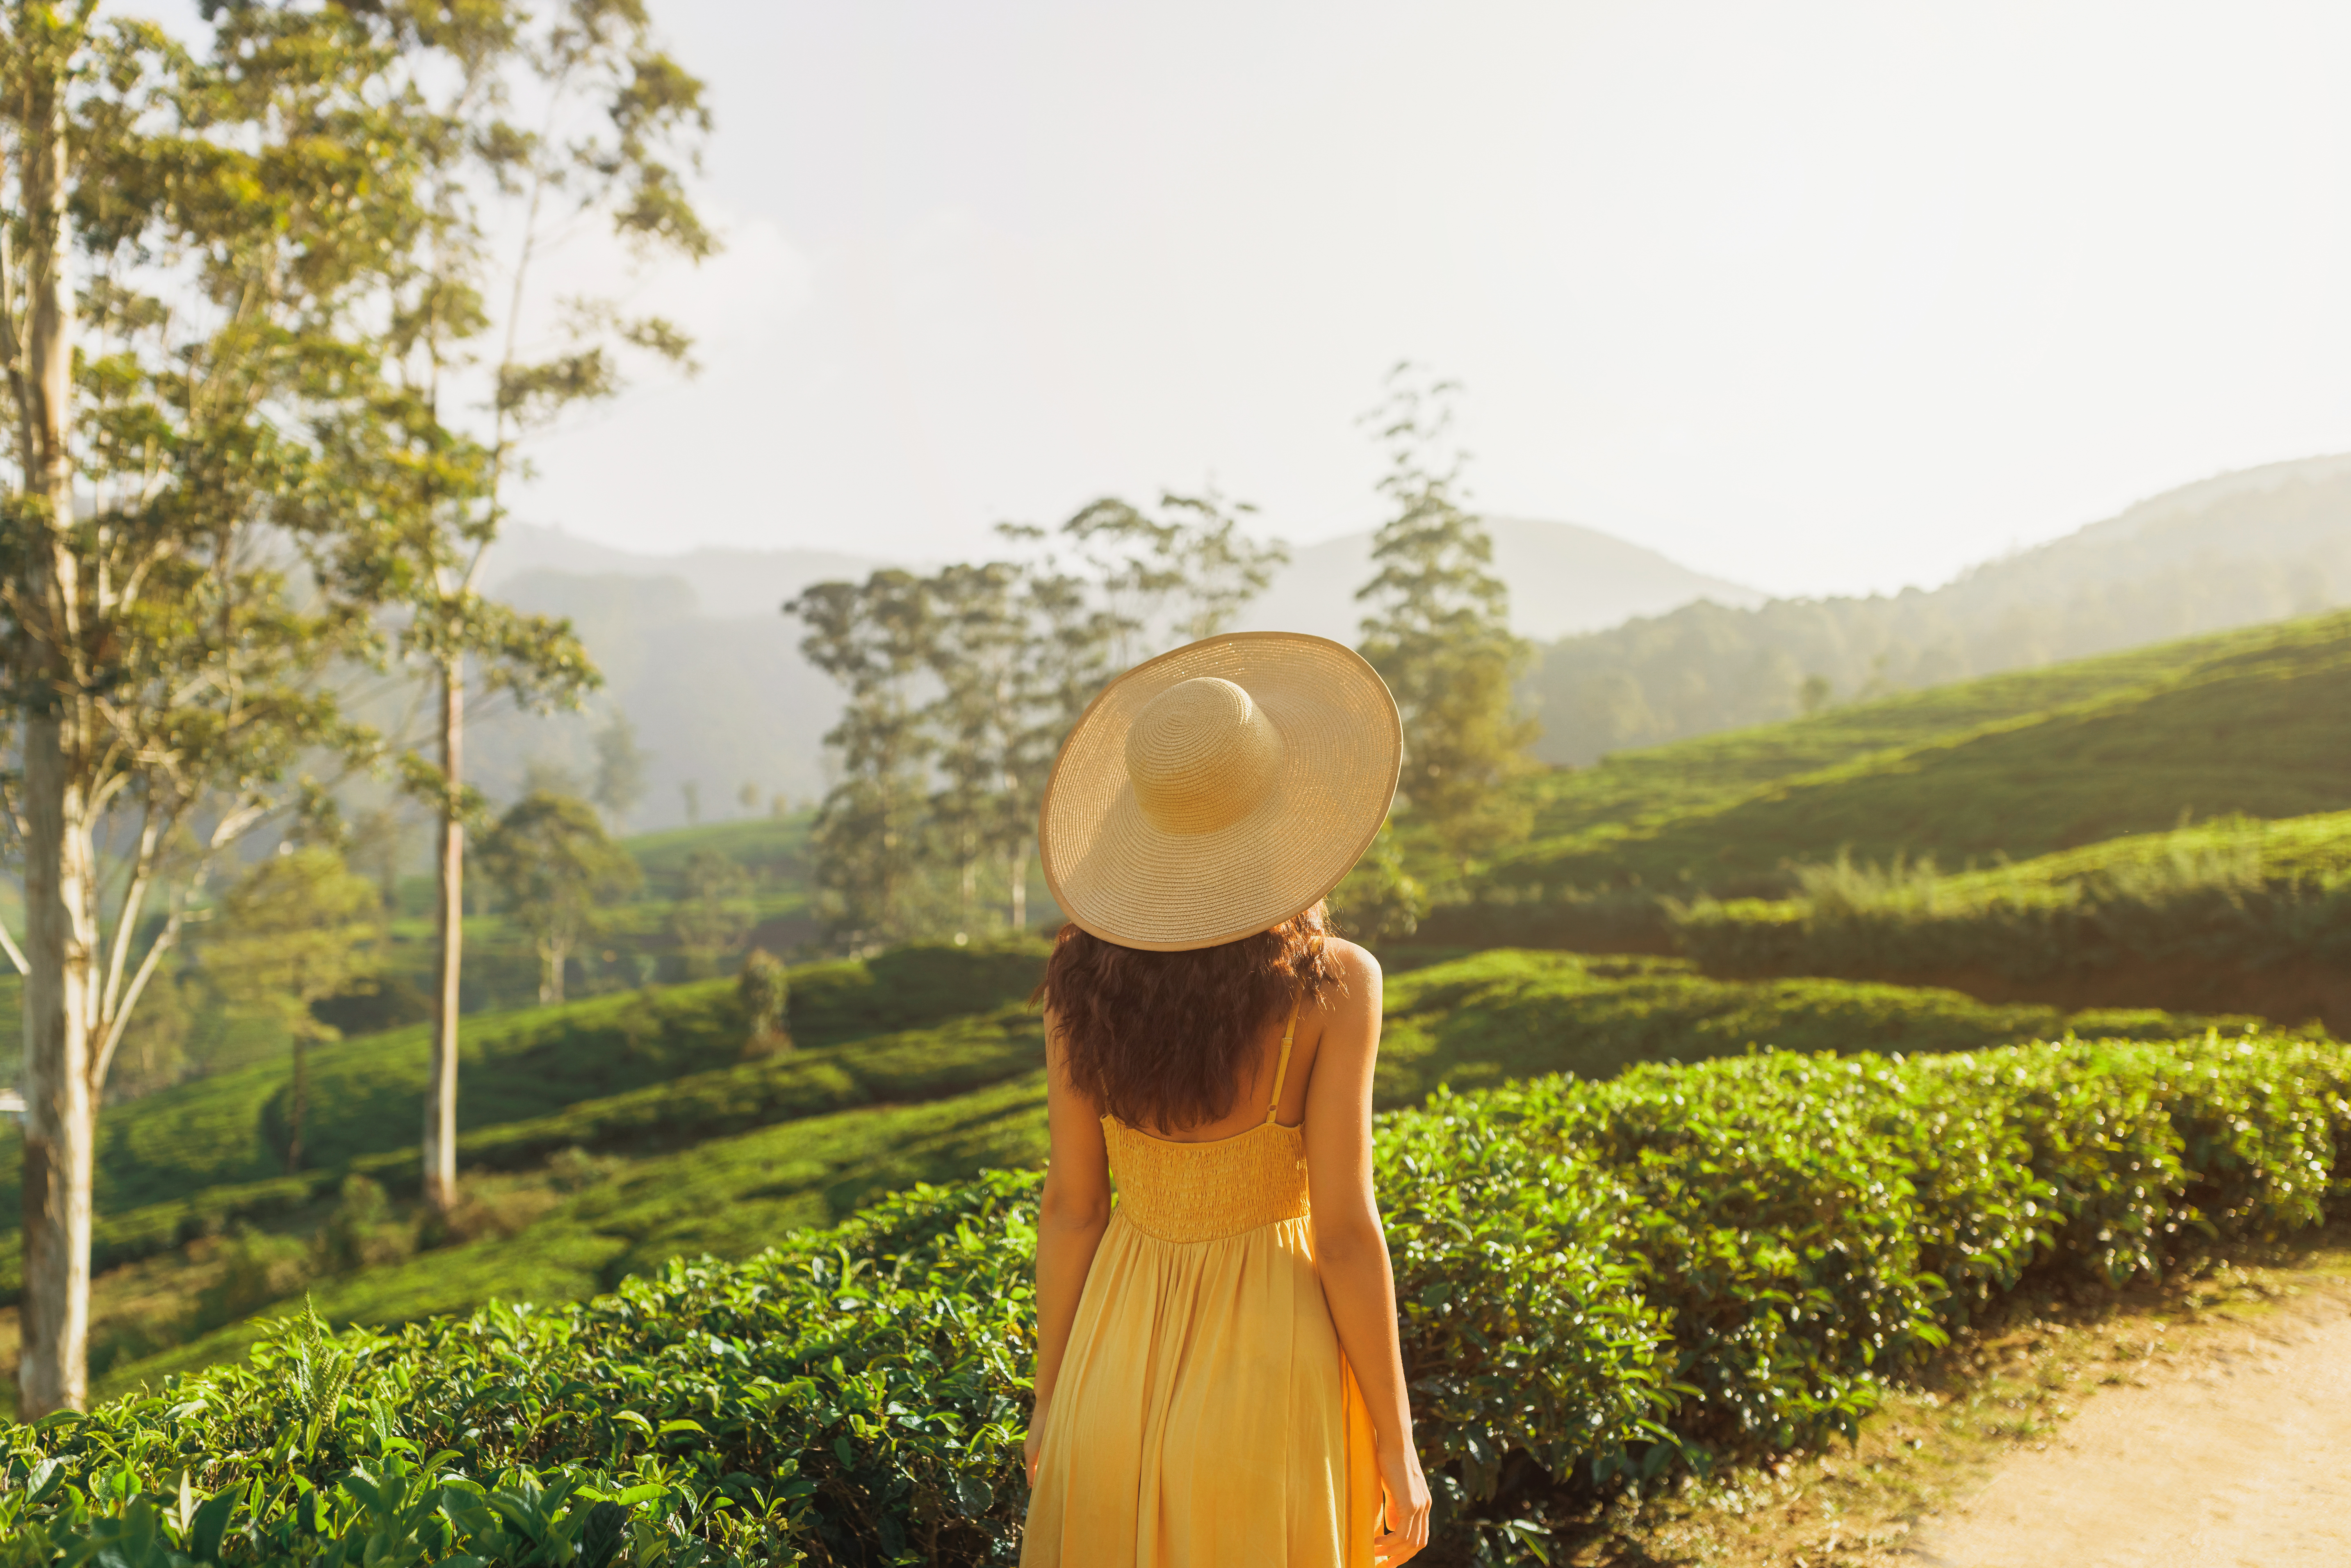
top-left (1671, 812), bottom-right (2351, 990)
top-left (12, 1030), bottom-right (2348, 1565)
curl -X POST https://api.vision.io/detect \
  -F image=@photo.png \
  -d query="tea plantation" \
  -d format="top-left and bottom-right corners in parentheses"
top-left (43, 944), bottom-right (2261, 1404)
top-left (1672, 808), bottom-right (2351, 1001)
top-left (1450, 608), bottom-right (2351, 920)
top-left (6, 1028), bottom-right (2345, 1565)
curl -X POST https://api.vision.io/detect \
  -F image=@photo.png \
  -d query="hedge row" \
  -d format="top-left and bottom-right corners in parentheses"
top-left (1671, 864), bottom-right (2351, 991)
top-left (6, 1031), bottom-right (2347, 1566)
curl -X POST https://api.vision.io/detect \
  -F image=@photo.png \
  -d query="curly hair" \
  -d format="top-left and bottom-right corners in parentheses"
top-left (1036, 901), bottom-right (1343, 1133)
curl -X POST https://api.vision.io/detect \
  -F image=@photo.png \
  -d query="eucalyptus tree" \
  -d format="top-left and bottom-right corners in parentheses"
top-left (318, 0), bottom-right (713, 1216)
top-left (479, 789), bottom-right (639, 1005)
top-left (1354, 365), bottom-right (1537, 871)
top-left (1059, 488), bottom-right (1288, 665)
top-left (197, 848), bottom-right (383, 1176)
top-left (786, 570), bottom-right (938, 949)
top-left (920, 560), bottom-right (1025, 931)
top-left (0, 0), bottom-right (446, 1413)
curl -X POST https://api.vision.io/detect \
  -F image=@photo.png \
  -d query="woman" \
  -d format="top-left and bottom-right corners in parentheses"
top-left (1018, 632), bottom-right (1433, 1568)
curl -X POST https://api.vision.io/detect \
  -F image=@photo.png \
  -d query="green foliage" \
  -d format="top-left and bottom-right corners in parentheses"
top-left (789, 571), bottom-right (939, 948)
top-left (789, 493), bottom-right (1285, 949)
top-left (592, 710), bottom-right (653, 829)
top-left (1673, 812), bottom-right (2351, 1002)
top-left (16, 1031), bottom-right (2350, 1563)
top-left (1355, 366), bottom-right (1537, 871)
top-left (665, 849), bottom-right (754, 976)
top-left (199, 851), bottom-right (383, 1034)
top-left (0, 943), bottom-right (1053, 1297)
top-left (736, 949), bottom-right (791, 1054)
top-left (1370, 948), bottom-right (2266, 1106)
top-left (198, 849), bottom-right (383, 1172)
top-left (1523, 467), bottom-right (2351, 766)
top-left (1328, 822), bottom-right (1429, 945)
top-left (1458, 609), bottom-right (2351, 922)
top-left (481, 791), bottom-right (643, 1005)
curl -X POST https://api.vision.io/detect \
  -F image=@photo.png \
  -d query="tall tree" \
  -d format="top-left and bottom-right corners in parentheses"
top-left (480, 789), bottom-right (639, 1005)
top-left (1059, 488), bottom-right (1287, 663)
top-left (591, 708), bottom-right (650, 829)
top-left (197, 848), bottom-right (380, 1174)
top-left (666, 844), bottom-right (752, 975)
top-left (1354, 366), bottom-right (1537, 871)
top-left (0, 2), bottom-right (444, 1413)
top-left (787, 570), bottom-right (938, 949)
top-left (323, 0), bottom-right (712, 1217)
top-left (921, 560), bottom-right (1025, 932)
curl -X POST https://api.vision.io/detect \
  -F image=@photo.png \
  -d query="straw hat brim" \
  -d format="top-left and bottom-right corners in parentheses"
top-left (1038, 632), bottom-right (1403, 952)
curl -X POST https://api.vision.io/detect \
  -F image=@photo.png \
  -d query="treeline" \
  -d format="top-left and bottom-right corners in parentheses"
top-left (1527, 467), bottom-right (2351, 764)
top-left (0, 3), bottom-right (714, 1413)
top-left (788, 368), bottom-right (1536, 949)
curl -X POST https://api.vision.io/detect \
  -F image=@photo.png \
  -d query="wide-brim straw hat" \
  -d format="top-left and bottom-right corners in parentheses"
top-left (1039, 632), bottom-right (1403, 952)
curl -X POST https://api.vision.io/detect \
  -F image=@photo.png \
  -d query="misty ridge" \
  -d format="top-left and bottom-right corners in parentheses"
top-left (469, 452), bottom-right (2351, 826)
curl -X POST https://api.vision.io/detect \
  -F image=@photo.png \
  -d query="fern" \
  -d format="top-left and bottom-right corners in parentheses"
top-left (287, 1294), bottom-right (357, 1456)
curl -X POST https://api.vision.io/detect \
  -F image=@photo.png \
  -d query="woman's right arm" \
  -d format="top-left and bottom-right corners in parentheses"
top-left (1304, 942), bottom-right (1431, 1566)
top-left (1028, 1011), bottom-right (1113, 1485)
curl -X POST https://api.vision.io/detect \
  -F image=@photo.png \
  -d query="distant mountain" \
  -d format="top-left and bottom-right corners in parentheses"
top-left (1235, 517), bottom-right (1761, 644)
top-left (481, 527), bottom-right (884, 621)
top-left (1528, 454), bottom-right (2351, 766)
top-left (472, 517), bottom-right (1754, 828)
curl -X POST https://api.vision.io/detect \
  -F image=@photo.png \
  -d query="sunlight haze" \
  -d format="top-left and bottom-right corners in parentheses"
top-left (496, 2), bottom-right (2351, 599)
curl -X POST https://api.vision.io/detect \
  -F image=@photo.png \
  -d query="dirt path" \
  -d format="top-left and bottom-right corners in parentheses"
top-left (1575, 1232), bottom-right (2351, 1567)
top-left (1907, 1293), bottom-right (2351, 1568)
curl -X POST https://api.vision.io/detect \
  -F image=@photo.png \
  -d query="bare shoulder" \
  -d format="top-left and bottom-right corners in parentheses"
top-left (1324, 935), bottom-right (1383, 988)
top-left (1319, 937), bottom-right (1384, 1023)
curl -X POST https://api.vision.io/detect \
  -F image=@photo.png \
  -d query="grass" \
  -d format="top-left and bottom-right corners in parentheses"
top-left (1468, 608), bottom-right (2351, 907)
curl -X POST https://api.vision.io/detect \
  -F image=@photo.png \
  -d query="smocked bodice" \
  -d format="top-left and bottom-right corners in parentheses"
top-left (1101, 1117), bottom-right (1312, 1244)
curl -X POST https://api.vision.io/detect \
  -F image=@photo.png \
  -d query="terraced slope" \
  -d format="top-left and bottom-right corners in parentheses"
top-left (0, 942), bottom-right (1048, 1292)
top-left (1481, 609), bottom-right (2351, 902)
top-left (79, 949), bottom-right (2263, 1400)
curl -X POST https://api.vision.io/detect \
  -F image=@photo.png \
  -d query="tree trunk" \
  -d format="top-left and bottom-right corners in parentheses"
top-left (286, 1033), bottom-right (308, 1174)
top-left (16, 40), bottom-right (93, 1417)
top-left (423, 659), bottom-right (463, 1213)
top-left (540, 935), bottom-right (566, 1007)
top-left (19, 716), bottom-right (96, 1419)
top-left (1009, 837), bottom-right (1030, 933)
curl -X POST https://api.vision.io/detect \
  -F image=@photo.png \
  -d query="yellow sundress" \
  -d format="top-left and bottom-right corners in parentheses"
top-left (1021, 1006), bottom-right (1383, 1566)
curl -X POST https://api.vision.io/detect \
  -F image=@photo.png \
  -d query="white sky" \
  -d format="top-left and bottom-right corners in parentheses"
top-left (317, 4), bottom-right (2351, 596)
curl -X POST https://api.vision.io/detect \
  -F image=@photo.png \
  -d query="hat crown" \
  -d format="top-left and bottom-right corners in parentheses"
top-left (1124, 676), bottom-right (1284, 836)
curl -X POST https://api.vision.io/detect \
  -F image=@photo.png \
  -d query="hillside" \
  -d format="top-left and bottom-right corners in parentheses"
top-left (1463, 609), bottom-right (2351, 917)
top-left (59, 945), bottom-right (2263, 1403)
top-left (1231, 515), bottom-right (1759, 644)
top-left (21, 1026), bottom-right (2347, 1564)
top-left (1670, 809), bottom-right (2351, 1030)
top-left (1528, 453), bottom-right (2351, 764)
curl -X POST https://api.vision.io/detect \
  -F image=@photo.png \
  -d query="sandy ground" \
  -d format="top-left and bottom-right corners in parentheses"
top-left (1905, 1291), bottom-right (2351, 1568)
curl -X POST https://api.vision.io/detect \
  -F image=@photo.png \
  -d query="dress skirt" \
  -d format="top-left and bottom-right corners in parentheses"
top-left (1021, 1208), bottom-right (1382, 1567)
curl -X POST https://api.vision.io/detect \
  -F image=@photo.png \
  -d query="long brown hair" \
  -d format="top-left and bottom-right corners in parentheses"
top-left (1038, 901), bottom-right (1342, 1132)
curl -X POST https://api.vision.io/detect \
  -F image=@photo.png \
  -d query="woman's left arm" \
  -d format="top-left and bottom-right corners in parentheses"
top-left (1027, 1011), bottom-right (1113, 1484)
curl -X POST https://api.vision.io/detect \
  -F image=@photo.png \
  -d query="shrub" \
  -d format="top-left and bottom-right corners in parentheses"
top-left (312, 1176), bottom-right (411, 1275)
top-left (15, 1029), bottom-right (2351, 1564)
top-left (738, 948), bottom-right (791, 1056)
top-left (1672, 817), bottom-right (2351, 992)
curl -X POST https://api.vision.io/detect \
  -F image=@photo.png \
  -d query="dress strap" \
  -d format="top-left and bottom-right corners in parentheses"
top-left (1265, 999), bottom-right (1300, 1123)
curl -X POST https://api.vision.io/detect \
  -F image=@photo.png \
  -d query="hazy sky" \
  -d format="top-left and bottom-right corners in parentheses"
top-left (500, 1), bottom-right (2351, 599)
